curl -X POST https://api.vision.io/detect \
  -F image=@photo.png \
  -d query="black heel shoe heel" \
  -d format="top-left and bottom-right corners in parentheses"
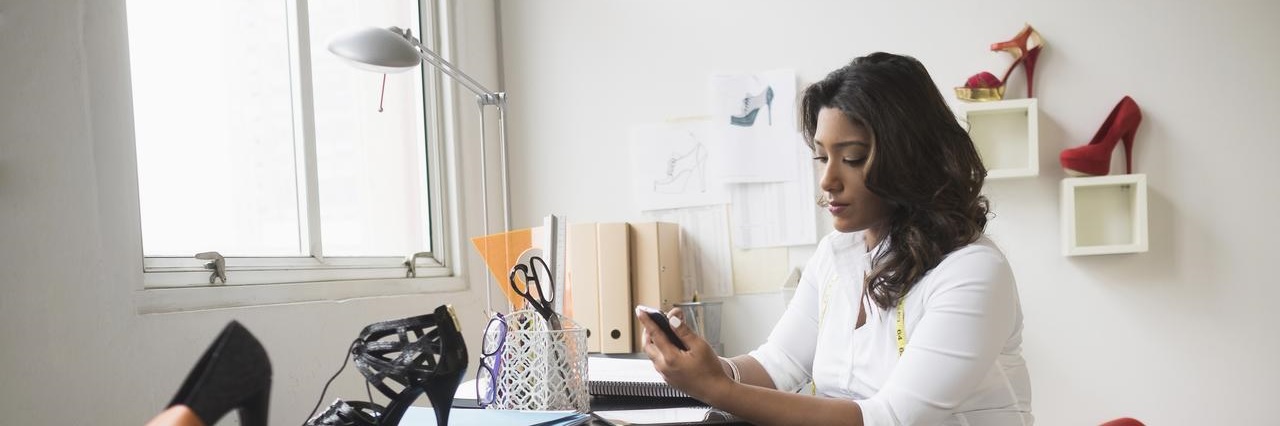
top-left (167, 321), bottom-right (273, 426)
top-left (237, 388), bottom-right (270, 426)
top-left (306, 305), bottom-right (469, 426)
top-left (423, 366), bottom-right (466, 425)
top-left (371, 387), bottom-right (423, 426)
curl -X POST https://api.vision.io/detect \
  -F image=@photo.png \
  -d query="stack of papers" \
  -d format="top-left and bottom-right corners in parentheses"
top-left (594, 407), bottom-right (715, 424)
top-left (401, 406), bottom-right (589, 426)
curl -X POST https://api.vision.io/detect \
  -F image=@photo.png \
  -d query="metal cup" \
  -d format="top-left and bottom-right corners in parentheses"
top-left (673, 300), bottom-right (724, 355)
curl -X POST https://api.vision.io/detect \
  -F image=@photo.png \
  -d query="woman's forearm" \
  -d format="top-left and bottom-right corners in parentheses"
top-left (711, 355), bottom-right (861, 426)
top-left (706, 380), bottom-right (864, 426)
top-left (642, 309), bottom-right (853, 424)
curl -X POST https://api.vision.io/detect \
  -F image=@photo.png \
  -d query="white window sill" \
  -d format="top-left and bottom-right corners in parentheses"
top-left (134, 275), bottom-right (468, 314)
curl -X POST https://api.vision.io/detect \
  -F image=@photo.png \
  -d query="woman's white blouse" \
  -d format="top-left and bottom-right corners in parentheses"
top-left (749, 231), bottom-right (1033, 426)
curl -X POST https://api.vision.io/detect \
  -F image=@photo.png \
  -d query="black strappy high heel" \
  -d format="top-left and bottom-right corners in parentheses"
top-left (305, 305), bottom-right (468, 426)
top-left (167, 320), bottom-right (272, 426)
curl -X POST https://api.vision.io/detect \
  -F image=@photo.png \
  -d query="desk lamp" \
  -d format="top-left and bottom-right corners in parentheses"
top-left (329, 26), bottom-right (511, 310)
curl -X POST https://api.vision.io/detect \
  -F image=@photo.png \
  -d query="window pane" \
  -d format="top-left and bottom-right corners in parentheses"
top-left (310, 1), bottom-right (433, 257)
top-left (127, 0), bottom-right (302, 256)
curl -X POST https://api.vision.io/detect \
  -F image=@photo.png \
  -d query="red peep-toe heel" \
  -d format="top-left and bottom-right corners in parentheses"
top-left (1060, 96), bottom-right (1143, 176)
top-left (956, 24), bottom-right (1045, 101)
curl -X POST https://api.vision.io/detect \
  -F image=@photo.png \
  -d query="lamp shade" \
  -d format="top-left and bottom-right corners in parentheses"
top-left (327, 27), bottom-right (421, 73)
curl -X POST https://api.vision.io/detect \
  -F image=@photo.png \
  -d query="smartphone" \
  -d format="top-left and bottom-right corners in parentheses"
top-left (637, 305), bottom-right (688, 351)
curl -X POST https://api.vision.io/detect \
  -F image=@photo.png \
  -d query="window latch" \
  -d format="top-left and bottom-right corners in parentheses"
top-left (404, 252), bottom-right (430, 278)
top-left (195, 251), bottom-right (227, 284)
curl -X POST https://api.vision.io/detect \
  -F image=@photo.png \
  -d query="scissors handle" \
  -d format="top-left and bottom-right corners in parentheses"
top-left (509, 257), bottom-right (560, 329)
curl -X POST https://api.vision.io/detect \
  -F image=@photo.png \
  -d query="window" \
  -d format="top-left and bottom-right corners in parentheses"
top-left (126, 0), bottom-right (454, 289)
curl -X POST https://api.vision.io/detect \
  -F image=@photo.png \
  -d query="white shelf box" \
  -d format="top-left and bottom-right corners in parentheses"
top-left (1061, 174), bottom-right (1149, 256)
top-left (956, 98), bottom-right (1039, 179)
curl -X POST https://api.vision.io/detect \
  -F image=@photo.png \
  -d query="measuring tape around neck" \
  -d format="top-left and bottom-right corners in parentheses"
top-left (864, 269), bottom-right (909, 357)
top-left (896, 296), bottom-right (907, 357)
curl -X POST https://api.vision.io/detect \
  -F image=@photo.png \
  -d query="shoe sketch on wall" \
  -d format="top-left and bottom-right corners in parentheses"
top-left (729, 86), bottom-right (774, 127)
top-left (711, 69), bottom-right (797, 183)
top-left (653, 135), bottom-right (709, 194)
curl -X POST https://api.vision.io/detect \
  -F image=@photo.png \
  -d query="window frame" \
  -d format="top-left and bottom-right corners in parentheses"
top-left (131, 0), bottom-right (466, 312)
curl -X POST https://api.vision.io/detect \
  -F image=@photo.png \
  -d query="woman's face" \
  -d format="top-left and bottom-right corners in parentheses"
top-left (813, 107), bottom-right (891, 235)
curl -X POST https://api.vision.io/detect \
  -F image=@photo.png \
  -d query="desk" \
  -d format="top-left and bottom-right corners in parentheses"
top-left (450, 353), bottom-right (752, 425)
top-left (448, 395), bottom-right (751, 425)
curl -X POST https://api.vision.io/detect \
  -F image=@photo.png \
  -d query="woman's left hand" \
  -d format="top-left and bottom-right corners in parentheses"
top-left (635, 307), bottom-right (735, 402)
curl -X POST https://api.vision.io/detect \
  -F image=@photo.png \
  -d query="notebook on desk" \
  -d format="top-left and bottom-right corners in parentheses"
top-left (593, 407), bottom-right (744, 426)
top-left (588, 356), bottom-right (690, 399)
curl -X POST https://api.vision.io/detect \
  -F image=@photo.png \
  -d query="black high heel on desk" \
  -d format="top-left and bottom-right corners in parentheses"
top-left (306, 305), bottom-right (469, 426)
top-left (167, 320), bottom-right (273, 426)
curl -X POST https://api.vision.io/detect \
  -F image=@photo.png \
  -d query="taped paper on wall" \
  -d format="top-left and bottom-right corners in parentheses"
top-left (729, 134), bottom-right (820, 249)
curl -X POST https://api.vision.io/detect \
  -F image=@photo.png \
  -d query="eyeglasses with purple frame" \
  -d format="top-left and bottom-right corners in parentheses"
top-left (476, 312), bottom-right (506, 408)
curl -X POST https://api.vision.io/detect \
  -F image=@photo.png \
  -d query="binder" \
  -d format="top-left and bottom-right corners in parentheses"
top-left (597, 222), bottom-right (633, 354)
top-left (630, 222), bottom-right (684, 351)
top-left (566, 223), bottom-right (602, 352)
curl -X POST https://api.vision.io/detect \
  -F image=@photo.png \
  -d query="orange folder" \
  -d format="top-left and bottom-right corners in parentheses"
top-left (470, 229), bottom-right (533, 310)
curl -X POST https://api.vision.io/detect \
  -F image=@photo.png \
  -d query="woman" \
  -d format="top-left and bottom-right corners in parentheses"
top-left (636, 52), bottom-right (1033, 425)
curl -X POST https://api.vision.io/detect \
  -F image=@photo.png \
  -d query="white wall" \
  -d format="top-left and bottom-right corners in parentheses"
top-left (0, 1), bottom-right (502, 424)
top-left (5, 1), bottom-right (1279, 424)
top-left (498, 1), bottom-right (1280, 424)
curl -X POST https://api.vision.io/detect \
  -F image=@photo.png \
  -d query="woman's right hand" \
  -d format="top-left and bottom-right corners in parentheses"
top-left (635, 307), bottom-right (735, 402)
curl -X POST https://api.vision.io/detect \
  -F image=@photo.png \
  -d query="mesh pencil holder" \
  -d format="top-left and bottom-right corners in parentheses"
top-left (492, 310), bottom-right (590, 412)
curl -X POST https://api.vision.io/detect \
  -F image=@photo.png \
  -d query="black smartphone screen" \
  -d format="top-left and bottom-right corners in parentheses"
top-left (639, 306), bottom-right (688, 351)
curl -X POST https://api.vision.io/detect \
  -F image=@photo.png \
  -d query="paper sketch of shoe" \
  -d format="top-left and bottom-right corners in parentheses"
top-left (653, 142), bottom-right (709, 194)
top-left (730, 86), bottom-right (774, 127)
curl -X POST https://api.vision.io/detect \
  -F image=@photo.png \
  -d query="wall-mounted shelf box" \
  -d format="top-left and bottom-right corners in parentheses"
top-left (1061, 174), bottom-right (1148, 256)
top-left (956, 98), bottom-right (1039, 179)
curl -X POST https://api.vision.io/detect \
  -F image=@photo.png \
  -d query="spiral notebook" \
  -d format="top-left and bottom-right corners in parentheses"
top-left (588, 356), bottom-right (691, 398)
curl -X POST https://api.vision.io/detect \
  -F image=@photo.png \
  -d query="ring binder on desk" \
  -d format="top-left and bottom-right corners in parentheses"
top-left (587, 356), bottom-right (691, 399)
top-left (591, 379), bottom-right (690, 399)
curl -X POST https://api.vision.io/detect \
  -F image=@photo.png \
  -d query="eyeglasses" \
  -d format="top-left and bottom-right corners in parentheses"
top-left (475, 312), bottom-right (506, 408)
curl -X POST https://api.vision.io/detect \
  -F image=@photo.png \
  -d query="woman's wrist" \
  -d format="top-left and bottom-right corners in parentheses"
top-left (700, 356), bottom-right (741, 407)
top-left (719, 356), bottom-right (741, 383)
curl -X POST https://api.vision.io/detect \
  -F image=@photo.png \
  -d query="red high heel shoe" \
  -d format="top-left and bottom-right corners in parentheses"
top-left (1100, 418), bottom-right (1145, 426)
top-left (1060, 96), bottom-right (1143, 176)
top-left (956, 24), bottom-right (1045, 101)
top-left (990, 24), bottom-right (1044, 97)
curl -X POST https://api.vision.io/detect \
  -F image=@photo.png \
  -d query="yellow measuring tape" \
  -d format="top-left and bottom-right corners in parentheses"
top-left (817, 274), bottom-right (838, 332)
top-left (895, 296), bottom-right (907, 357)
top-left (811, 273), bottom-right (908, 397)
top-left (811, 273), bottom-right (839, 395)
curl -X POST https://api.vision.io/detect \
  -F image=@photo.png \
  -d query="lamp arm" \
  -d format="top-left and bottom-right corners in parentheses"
top-left (476, 84), bottom-right (511, 314)
top-left (496, 97), bottom-right (512, 233)
top-left (392, 27), bottom-right (500, 105)
top-left (387, 27), bottom-right (511, 229)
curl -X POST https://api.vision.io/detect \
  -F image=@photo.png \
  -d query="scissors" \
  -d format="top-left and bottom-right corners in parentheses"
top-left (508, 254), bottom-right (562, 330)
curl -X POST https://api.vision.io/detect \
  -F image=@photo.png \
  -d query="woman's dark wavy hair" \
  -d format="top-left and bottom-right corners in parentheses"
top-left (801, 52), bottom-right (990, 310)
